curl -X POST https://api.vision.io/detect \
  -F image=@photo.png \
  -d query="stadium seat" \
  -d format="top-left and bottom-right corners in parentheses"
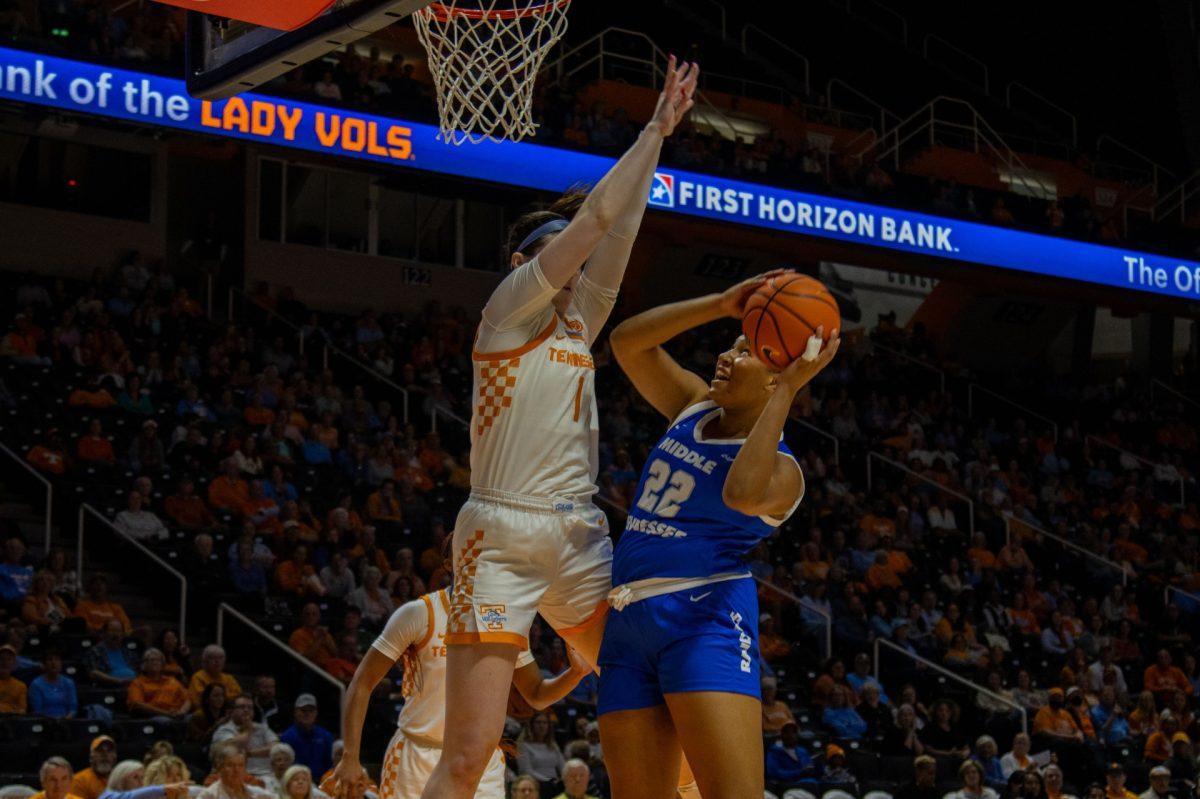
top-left (783, 790), bottom-right (818, 799)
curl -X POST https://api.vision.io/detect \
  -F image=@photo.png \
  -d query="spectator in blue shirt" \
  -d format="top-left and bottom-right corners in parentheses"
top-left (302, 435), bottom-right (332, 465)
top-left (87, 619), bottom-right (138, 686)
top-left (822, 687), bottom-right (868, 740)
top-left (765, 722), bottom-right (815, 784)
top-left (30, 651), bottom-right (78, 718)
top-left (0, 536), bottom-right (34, 603)
top-left (971, 735), bottom-right (1005, 789)
top-left (280, 694), bottom-right (335, 777)
top-left (846, 652), bottom-right (890, 704)
top-left (229, 539), bottom-right (268, 596)
top-left (1090, 686), bottom-right (1131, 746)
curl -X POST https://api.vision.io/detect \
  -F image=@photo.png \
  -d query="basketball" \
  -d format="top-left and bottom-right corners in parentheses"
top-left (742, 272), bottom-right (840, 369)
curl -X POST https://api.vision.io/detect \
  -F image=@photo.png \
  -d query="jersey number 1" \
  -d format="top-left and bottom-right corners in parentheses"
top-left (635, 458), bottom-right (696, 518)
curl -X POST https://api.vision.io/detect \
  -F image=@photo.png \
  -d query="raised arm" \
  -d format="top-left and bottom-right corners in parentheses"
top-left (539, 57), bottom-right (698, 292)
top-left (511, 645), bottom-right (592, 711)
top-left (722, 330), bottom-right (840, 519)
top-left (609, 271), bottom-right (787, 420)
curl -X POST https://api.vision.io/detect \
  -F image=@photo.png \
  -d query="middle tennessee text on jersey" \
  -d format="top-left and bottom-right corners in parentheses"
top-left (612, 400), bottom-right (798, 584)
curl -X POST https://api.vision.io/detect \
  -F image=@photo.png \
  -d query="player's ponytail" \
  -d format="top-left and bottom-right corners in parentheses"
top-left (504, 185), bottom-right (591, 261)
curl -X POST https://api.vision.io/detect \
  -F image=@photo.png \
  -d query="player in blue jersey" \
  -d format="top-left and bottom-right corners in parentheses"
top-left (597, 273), bottom-right (840, 799)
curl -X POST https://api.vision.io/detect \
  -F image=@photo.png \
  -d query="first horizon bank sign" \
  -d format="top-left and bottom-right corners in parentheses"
top-left (2, 46), bottom-right (1199, 303)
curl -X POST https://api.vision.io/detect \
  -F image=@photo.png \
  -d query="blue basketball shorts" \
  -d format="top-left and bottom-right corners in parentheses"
top-left (597, 576), bottom-right (761, 715)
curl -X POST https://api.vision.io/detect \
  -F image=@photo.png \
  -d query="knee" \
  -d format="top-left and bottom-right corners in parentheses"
top-left (440, 739), bottom-right (494, 786)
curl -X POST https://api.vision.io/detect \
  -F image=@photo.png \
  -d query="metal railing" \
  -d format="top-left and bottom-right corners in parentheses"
top-left (827, 78), bottom-right (901, 135)
top-left (741, 24), bottom-right (811, 96)
top-left (925, 34), bottom-right (989, 95)
top-left (866, 452), bottom-right (974, 538)
top-left (77, 504), bottom-right (188, 639)
top-left (755, 577), bottom-right (832, 660)
top-left (1005, 82), bottom-right (1078, 148)
top-left (546, 27), bottom-right (742, 142)
top-left (1154, 170), bottom-right (1200, 224)
top-left (874, 637), bottom-right (1027, 734)
top-left (217, 602), bottom-right (346, 736)
top-left (967, 383), bottom-right (1058, 444)
top-left (1003, 513), bottom-right (1130, 587)
top-left (1150, 378), bottom-right (1200, 411)
top-left (1164, 585), bottom-right (1200, 611)
top-left (430, 403), bottom-right (470, 435)
top-left (874, 97), bottom-right (1054, 199)
top-left (794, 418), bottom-right (840, 467)
top-left (0, 439), bottom-right (52, 553)
top-left (1084, 434), bottom-right (1185, 507)
top-left (1096, 134), bottom-right (1177, 195)
top-left (227, 286), bottom-right (410, 424)
top-left (868, 341), bottom-right (946, 395)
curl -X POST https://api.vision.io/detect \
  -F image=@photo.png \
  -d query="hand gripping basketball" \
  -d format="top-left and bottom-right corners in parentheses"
top-left (741, 271), bottom-right (841, 368)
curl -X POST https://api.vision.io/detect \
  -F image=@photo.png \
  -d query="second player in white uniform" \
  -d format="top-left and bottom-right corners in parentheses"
top-left (336, 587), bottom-right (591, 799)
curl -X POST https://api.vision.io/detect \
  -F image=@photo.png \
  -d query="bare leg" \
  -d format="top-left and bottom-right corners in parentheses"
top-left (599, 705), bottom-right (681, 799)
top-left (418, 643), bottom-right (518, 799)
top-left (665, 691), bottom-right (763, 799)
top-left (561, 615), bottom-right (703, 798)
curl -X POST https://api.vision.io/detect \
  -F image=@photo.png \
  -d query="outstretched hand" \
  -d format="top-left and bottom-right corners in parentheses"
top-left (717, 269), bottom-right (792, 318)
top-left (648, 55), bottom-right (699, 137)
top-left (778, 326), bottom-right (841, 393)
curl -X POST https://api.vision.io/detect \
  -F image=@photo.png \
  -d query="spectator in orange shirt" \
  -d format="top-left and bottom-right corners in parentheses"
top-left (76, 419), bottom-right (116, 467)
top-left (859, 501), bottom-right (895, 541)
top-left (67, 376), bottom-right (116, 409)
top-left (366, 479), bottom-right (402, 536)
top-left (243, 480), bottom-right (281, 534)
top-left (73, 574), bottom-right (133, 634)
top-left (289, 602), bottom-right (337, 669)
top-left (1144, 712), bottom-right (1181, 762)
top-left (1009, 592), bottom-right (1041, 637)
top-left (1104, 763), bottom-right (1138, 799)
top-left (274, 545), bottom-right (324, 597)
top-left (27, 430), bottom-right (69, 476)
top-left (1111, 523), bottom-right (1148, 565)
top-left (1, 313), bottom-right (50, 365)
top-left (243, 393), bottom-right (276, 429)
top-left (128, 648), bottom-right (192, 720)
top-left (325, 495), bottom-right (365, 537)
top-left (165, 477), bottom-right (217, 532)
top-left (209, 458), bottom-right (252, 517)
top-left (188, 644), bottom-right (242, 707)
top-left (324, 633), bottom-right (361, 683)
top-left (70, 735), bottom-right (117, 799)
top-left (417, 432), bottom-right (451, 479)
top-left (866, 550), bottom-right (903, 591)
top-left (967, 532), bottom-right (997, 571)
top-left (758, 613), bottom-right (791, 663)
top-left (0, 644), bottom-right (27, 713)
top-left (1145, 650), bottom-right (1193, 703)
top-left (22, 571), bottom-right (70, 628)
top-left (761, 676), bottom-right (796, 734)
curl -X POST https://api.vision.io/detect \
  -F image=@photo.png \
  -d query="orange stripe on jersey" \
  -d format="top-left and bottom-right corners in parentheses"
top-left (414, 594), bottom-right (436, 650)
top-left (472, 317), bottom-right (557, 361)
top-left (437, 588), bottom-right (451, 613)
top-left (444, 630), bottom-right (529, 648)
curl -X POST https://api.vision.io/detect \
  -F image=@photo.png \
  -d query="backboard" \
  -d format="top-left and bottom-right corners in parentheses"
top-left (184, 0), bottom-right (432, 100)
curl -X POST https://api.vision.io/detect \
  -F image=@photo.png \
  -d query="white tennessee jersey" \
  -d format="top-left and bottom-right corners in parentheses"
top-left (372, 589), bottom-right (534, 743)
top-left (470, 309), bottom-right (600, 500)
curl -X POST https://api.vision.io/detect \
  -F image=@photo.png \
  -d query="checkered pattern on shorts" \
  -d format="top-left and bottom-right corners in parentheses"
top-left (447, 529), bottom-right (485, 635)
top-left (475, 358), bottom-right (519, 436)
top-left (379, 735), bottom-right (404, 799)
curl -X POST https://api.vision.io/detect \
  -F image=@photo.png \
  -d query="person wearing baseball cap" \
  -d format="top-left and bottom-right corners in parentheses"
top-left (1140, 766), bottom-right (1174, 799)
top-left (1105, 763), bottom-right (1137, 799)
top-left (70, 736), bottom-right (117, 799)
top-left (820, 743), bottom-right (855, 786)
top-left (281, 693), bottom-right (335, 779)
top-left (765, 720), bottom-right (813, 785)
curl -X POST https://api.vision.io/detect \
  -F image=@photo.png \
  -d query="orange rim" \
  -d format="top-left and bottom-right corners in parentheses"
top-left (422, 0), bottom-right (570, 21)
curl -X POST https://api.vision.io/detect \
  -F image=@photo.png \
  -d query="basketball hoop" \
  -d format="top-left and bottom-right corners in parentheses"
top-left (413, 0), bottom-right (571, 144)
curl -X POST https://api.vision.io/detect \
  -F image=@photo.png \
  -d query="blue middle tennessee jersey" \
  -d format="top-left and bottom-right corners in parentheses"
top-left (612, 401), bottom-right (801, 584)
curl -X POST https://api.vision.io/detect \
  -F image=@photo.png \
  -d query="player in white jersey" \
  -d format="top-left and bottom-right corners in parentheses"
top-left (371, 58), bottom-right (697, 799)
top-left (334, 586), bottom-right (592, 799)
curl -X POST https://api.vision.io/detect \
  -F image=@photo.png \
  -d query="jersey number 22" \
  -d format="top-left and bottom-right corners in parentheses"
top-left (635, 458), bottom-right (696, 518)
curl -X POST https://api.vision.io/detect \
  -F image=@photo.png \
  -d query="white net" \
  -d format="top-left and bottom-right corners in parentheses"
top-left (413, 0), bottom-right (571, 144)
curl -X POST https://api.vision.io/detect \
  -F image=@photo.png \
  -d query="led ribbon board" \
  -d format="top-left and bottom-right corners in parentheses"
top-left (2, 46), bottom-right (1199, 301)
